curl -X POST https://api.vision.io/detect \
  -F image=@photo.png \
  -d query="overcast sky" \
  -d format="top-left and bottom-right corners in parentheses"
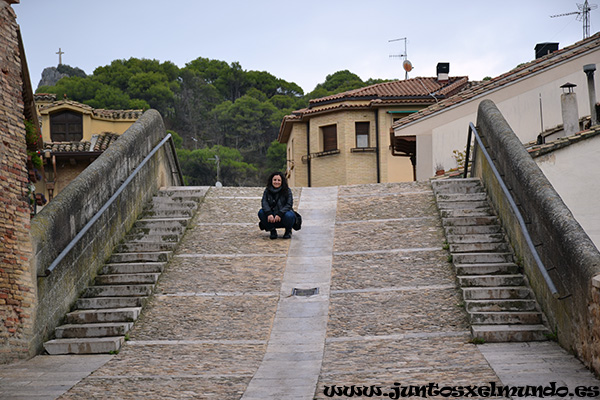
top-left (14, 0), bottom-right (598, 93)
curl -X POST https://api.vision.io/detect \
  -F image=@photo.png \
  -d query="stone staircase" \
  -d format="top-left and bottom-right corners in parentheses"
top-left (43, 186), bottom-right (208, 355)
top-left (431, 178), bottom-right (550, 342)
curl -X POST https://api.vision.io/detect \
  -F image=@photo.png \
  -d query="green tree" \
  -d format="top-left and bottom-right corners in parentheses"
top-left (317, 70), bottom-right (364, 93)
top-left (172, 69), bottom-right (222, 148)
top-left (127, 71), bottom-right (175, 115)
top-left (266, 140), bottom-right (287, 174)
top-left (212, 94), bottom-right (279, 164)
top-left (56, 64), bottom-right (87, 78)
top-left (37, 76), bottom-right (103, 102)
top-left (168, 130), bottom-right (183, 149)
top-left (177, 145), bottom-right (258, 186)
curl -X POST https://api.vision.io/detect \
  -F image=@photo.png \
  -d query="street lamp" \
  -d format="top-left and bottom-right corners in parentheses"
top-left (209, 154), bottom-right (221, 187)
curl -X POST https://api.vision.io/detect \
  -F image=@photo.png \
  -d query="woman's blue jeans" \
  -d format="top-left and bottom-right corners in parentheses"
top-left (258, 209), bottom-right (295, 231)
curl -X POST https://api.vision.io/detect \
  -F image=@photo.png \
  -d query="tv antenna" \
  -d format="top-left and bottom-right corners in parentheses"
top-left (551, 0), bottom-right (597, 39)
top-left (389, 37), bottom-right (413, 80)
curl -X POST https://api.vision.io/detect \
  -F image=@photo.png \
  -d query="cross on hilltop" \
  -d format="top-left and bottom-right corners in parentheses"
top-left (56, 48), bottom-right (64, 65)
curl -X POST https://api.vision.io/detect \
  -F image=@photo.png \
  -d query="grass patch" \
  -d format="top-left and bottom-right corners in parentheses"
top-left (470, 337), bottom-right (485, 345)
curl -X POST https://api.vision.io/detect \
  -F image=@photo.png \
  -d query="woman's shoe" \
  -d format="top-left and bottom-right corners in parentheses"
top-left (270, 230), bottom-right (278, 239)
top-left (283, 229), bottom-right (292, 239)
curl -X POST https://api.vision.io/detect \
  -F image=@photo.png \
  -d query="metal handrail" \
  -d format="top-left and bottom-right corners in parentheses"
top-left (44, 133), bottom-right (182, 276)
top-left (463, 122), bottom-right (560, 297)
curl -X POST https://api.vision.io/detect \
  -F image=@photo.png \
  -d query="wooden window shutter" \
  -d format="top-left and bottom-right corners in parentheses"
top-left (322, 125), bottom-right (337, 152)
top-left (50, 111), bottom-right (83, 142)
top-left (355, 122), bottom-right (369, 148)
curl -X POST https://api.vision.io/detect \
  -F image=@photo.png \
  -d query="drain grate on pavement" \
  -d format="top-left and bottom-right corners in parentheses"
top-left (292, 287), bottom-right (319, 296)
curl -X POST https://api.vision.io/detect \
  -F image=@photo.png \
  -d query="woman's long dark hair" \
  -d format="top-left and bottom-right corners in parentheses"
top-left (266, 171), bottom-right (289, 192)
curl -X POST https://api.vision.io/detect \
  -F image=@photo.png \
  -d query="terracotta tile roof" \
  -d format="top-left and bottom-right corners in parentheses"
top-left (36, 97), bottom-right (143, 120)
top-left (526, 125), bottom-right (600, 158)
top-left (278, 76), bottom-right (471, 142)
top-left (44, 132), bottom-right (120, 154)
top-left (309, 76), bottom-right (469, 105)
top-left (392, 32), bottom-right (600, 131)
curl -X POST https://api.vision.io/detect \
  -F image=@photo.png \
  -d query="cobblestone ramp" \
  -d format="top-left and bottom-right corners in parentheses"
top-left (242, 186), bottom-right (338, 400)
top-left (315, 182), bottom-right (504, 399)
top-left (57, 186), bottom-right (297, 399)
top-left (30, 182), bottom-right (600, 399)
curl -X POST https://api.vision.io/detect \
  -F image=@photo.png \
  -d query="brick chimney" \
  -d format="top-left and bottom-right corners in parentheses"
top-left (535, 43), bottom-right (558, 59)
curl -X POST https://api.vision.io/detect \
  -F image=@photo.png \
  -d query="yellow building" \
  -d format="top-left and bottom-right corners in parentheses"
top-left (33, 94), bottom-right (142, 202)
top-left (278, 65), bottom-right (470, 187)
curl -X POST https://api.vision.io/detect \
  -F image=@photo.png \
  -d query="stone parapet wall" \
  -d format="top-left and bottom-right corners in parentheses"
top-left (29, 109), bottom-right (182, 356)
top-left (0, 1), bottom-right (36, 363)
top-left (473, 99), bottom-right (600, 374)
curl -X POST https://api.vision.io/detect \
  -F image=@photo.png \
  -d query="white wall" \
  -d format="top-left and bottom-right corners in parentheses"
top-left (535, 134), bottom-right (600, 252)
top-left (395, 46), bottom-right (600, 180)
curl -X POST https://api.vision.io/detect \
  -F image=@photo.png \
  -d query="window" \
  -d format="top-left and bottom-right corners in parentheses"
top-left (355, 122), bottom-right (369, 148)
top-left (322, 125), bottom-right (337, 152)
top-left (50, 111), bottom-right (83, 142)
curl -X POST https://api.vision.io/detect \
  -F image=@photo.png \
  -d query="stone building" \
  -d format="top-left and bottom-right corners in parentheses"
top-left (0, 0), bottom-right (37, 363)
top-left (33, 94), bottom-right (142, 201)
top-left (278, 66), bottom-right (471, 187)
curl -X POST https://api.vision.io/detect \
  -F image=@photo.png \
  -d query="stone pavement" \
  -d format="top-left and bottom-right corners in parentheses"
top-left (1, 182), bottom-right (599, 399)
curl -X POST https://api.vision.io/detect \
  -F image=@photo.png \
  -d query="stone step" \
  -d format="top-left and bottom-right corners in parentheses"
top-left (435, 178), bottom-right (550, 343)
top-left (76, 297), bottom-right (147, 310)
top-left (150, 198), bottom-right (198, 209)
top-left (445, 225), bottom-right (502, 235)
top-left (55, 322), bottom-right (133, 338)
top-left (441, 216), bottom-right (498, 226)
top-left (458, 274), bottom-right (525, 287)
top-left (462, 286), bottom-right (533, 300)
top-left (144, 209), bottom-right (194, 218)
top-left (66, 307), bottom-right (141, 324)
top-left (101, 262), bottom-right (165, 275)
top-left (465, 299), bottom-right (539, 312)
top-left (452, 252), bottom-right (513, 264)
top-left (134, 218), bottom-right (189, 230)
top-left (109, 251), bottom-right (172, 264)
top-left (431, 178), bottom-right (483, 194)
top-left (471, 324), bottom-right (551, 342)
top-left (95, 273), bottom-right (159, 286)
top-left (130, 226), bottom-right (185, 237)
top-left (450, 242), bottom-right (510, 253)
top-left (42, 186), bottom-right (201, 355)
top-left (116, 241), bottom-right (177, 253)
top-left (158, 186), bottom-right (208, 200)
top-left (446, 233), bottom-right (505, 244)
top-left (436, 200), bottom-right (490, 210)
top-left (455, 263), bottom-right (520, 275)
top-left (469, 311), bottom-right (544, 325)
top-left (125, 233), bottom-right (181, 243)
top-left (44, 337), bottom-right (124, 355)
top-left (439, 208), bottom-right (492, 218)
top-left (83, 285), bottom-right (154, 298)
top-left (436, 192), bottom-right (488, 202)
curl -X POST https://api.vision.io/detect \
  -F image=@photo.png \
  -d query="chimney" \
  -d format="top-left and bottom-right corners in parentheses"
top-left (535, 43), bottom-right (559, 59)
top-left (437, 62), bottom-right (449, 82)
top-left (583, 64), bottom-right (598, 126)
top-left (560, 82), bottom-right (579, 137)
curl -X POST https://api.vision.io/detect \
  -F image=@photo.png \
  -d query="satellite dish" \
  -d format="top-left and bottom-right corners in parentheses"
top-left (403, 60), bottom-right (413, 72)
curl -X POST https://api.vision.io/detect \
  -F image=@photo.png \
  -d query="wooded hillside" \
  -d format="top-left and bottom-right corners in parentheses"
top-left (37, 57), bottom-right (390, 186)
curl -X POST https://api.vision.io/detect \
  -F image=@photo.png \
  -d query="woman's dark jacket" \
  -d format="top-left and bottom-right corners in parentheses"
top-left (261, 187), bottom-right (293, 218)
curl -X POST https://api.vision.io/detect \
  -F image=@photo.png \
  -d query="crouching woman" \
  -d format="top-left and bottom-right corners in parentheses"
top-left (258, 172), bottom-right (295, 239)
